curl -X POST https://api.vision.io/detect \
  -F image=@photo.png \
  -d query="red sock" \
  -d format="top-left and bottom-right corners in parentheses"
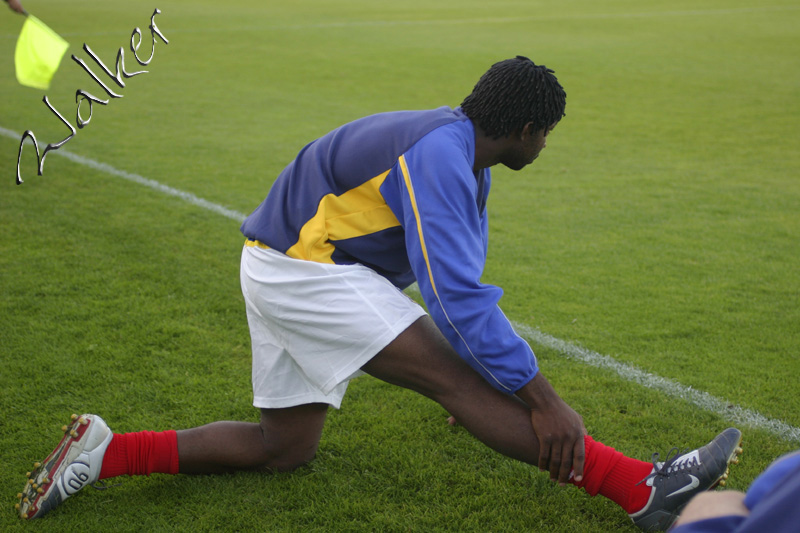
top-left (99, 430), bottom-right (180, 479)
top-left (571, 436), bottom-right (655, 514)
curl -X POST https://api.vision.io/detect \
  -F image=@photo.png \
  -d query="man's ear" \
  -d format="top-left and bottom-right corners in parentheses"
top-left (519, 122), bottom-right (535, 139)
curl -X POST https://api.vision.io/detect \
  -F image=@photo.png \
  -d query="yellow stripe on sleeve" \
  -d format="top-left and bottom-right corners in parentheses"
top-left (398, 155), bottom-right (439, 297)
top-left (397, 154), bottom-right (512, 392)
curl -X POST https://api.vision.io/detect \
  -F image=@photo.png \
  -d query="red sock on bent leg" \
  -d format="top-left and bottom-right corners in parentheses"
top-left (99, 430), bottom-right (180, 479)
top-left (572, 435), bottom-right (655, 514)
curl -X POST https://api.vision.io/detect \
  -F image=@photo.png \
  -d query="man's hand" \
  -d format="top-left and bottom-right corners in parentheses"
top-left (516, 372), bottom-right (587, 485)
top-left (7, 0), bottom-right (26, 15)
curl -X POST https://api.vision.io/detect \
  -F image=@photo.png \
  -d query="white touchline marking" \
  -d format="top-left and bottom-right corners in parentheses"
top-left (256, 5), bottom-right (800, 31)
top-left (3, 125), bottom-right (799, 444)
top-left (58, 150), bottom-right (249, 223)
top-left (2, 126), bottom-right (248, 223)
top-left (1, 5), bottom-right (792, 39)
top-left (512, 322), bottom-right (800, 444)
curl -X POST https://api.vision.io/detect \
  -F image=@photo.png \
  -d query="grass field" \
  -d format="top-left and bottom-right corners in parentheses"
top-left (1, 1), bottom-right (799, 531)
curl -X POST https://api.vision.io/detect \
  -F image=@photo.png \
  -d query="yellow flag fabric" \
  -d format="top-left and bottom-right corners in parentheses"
top-left (15, 15), bottom-right (70, 90)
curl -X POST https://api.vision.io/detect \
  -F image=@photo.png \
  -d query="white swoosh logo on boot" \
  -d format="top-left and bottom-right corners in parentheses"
top-left (667, 475), bottom-right (700, 498)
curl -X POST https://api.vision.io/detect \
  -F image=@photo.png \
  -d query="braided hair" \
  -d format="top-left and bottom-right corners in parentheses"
top-left (460, 56), bottom-right (566, 139)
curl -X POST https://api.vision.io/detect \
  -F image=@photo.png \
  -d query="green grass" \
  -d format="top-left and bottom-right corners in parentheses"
top-left (1, 0), bottom-right (799, 531)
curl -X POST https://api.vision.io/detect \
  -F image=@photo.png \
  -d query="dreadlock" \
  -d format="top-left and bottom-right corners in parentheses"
top-left (460, 56), bottom-right (566, 139)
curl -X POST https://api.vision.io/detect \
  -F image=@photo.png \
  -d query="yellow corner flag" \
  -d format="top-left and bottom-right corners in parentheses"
top-left (15, 15), bottom-right (69, 90)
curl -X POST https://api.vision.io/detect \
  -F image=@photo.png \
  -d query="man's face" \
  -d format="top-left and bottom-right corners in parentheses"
top-left (502, 123), bottom-right (556, 171)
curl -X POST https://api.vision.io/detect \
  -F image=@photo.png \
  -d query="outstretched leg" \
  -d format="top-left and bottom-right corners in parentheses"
top-left (362, 316), bottom-right (743, 532)
top-left (362, 316), bottom-right (540, 464)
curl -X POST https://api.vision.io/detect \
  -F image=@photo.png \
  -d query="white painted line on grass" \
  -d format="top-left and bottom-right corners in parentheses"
top-left (3, 125), bottom-right (798, 444)
top-left (514, 323), bottom-right (800, 444)
top-left (1, 126), bottom-right (248, 223)
top-left (126, 5), bottom-right (800, 34)
top-left (57, 150), bottom-right (249, 223)
top-left (262, 5), bottom-right (800, 30)
top-left (2, 4), bottom-right (788, 39)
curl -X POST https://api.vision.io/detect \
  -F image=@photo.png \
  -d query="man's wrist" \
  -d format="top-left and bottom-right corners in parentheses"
top-left (515, 371), bottom-right (558, 409)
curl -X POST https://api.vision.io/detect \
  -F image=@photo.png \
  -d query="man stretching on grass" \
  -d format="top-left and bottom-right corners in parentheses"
top-left (17, 56), bottom-right (742, 531)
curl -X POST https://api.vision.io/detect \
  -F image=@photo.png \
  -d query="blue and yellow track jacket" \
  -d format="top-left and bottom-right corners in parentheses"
top-left (241, 106), bottom-right (538, 394)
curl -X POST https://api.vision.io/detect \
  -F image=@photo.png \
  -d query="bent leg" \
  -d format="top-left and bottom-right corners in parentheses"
top-left (176, 403), bottom-right (329, 474)
top-left (361, 316), bottom-right (540, 465)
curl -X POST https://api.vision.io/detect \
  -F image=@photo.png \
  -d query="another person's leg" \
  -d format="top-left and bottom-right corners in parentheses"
top-left (672, 450), bottom-right (800, 532)
top-left (672, 491), bottom-right (748, 529)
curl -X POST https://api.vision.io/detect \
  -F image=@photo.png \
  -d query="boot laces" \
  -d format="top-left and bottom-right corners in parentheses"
top-left (636, 447), bottom-right (699, 486)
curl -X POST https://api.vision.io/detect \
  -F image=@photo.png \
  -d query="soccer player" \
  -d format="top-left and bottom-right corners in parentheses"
top-left (17, 56), bottom-right (742, 531)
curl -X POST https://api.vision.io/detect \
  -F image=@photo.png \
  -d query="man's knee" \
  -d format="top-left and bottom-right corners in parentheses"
top-left (256, 437), bottom-right (319, 472)
top-left (256, 404), bottom-right (328, 472)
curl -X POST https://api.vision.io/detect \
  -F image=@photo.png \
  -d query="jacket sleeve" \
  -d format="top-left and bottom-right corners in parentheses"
top-left (394, 129), bottom-right (538, 394)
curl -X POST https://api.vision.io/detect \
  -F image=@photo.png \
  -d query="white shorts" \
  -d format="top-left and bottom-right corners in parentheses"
top-left (240, 243), bottom-right (427, 409)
